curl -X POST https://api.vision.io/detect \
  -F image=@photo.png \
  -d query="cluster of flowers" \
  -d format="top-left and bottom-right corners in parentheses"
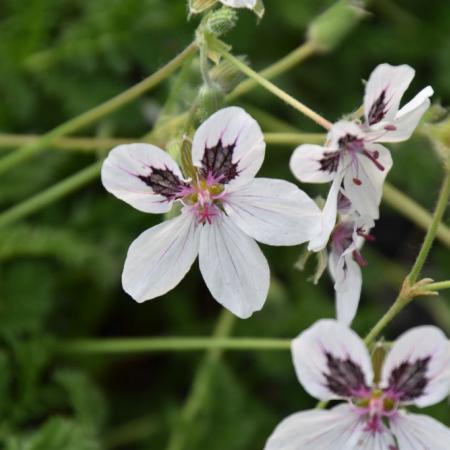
top-left (101, 63), bottom-right (449, 448)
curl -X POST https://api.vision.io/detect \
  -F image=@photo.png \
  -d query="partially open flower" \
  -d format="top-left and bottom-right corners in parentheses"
top-left (265, 320), bottom-right (450, 450)
top-left (101, 107), bottom-right (321, 319)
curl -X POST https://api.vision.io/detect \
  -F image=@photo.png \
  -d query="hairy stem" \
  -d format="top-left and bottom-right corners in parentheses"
top-left (0, 42), bottom-right (196, 174)
top-left (59, 336), bottom-right (291, 354)
top-left (218, 48), bottom-right (332, 130)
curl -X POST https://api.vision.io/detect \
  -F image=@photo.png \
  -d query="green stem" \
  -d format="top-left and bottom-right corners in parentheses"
top-left (264, 132), bottom-right (325, 145)
top-left (0, 161), bottom-right (102, 227)
top-left (0, 42), bottom-right (196, 174)
top-left (227, 41), bottom-right (318, 101)
top-left (427, 280), bottom-right (450, 291)
top-left (166, 311), bottom-right (235, 450)
top-left (218, 48), bottom-right (332, 130)
top-left (0, 134), bottom-right (143, 152)
top-left (408, 170), bottom-right (450, 283)
top-left (59, 336), bottom-right (291, 354)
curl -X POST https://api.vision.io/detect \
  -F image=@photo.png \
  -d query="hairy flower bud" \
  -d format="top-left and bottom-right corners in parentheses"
top-left (307, 0), bottom-right (368, 52)
top-left (205, 7), bottom-right (238, 36)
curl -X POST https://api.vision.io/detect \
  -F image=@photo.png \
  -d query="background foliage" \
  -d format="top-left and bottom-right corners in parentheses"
top-left (0, 0), bottom-right (449, 448)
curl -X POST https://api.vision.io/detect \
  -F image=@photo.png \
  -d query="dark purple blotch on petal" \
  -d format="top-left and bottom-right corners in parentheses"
top-left (319, 151), bottom-right (340, 173)
top-left (138, 167), bottom-right (189, 200)
top-left (387, 357), bottom-right (430, 402)
top-left (368, 90), bottom-right (388, 125)
top-left (200, 140), bottom-right (238, 184)
top-left (323, 352), bottom-right (369, 398)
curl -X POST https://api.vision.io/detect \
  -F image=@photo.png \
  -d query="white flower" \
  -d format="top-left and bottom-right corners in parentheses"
top-left (265, 320), bottom-right (450, 450)
top-left (362, 63), bottom-right (433, 143)
top-left (290, 120), bottom-right (393, 221)
top-left (101, 107), bottom-right (321, 319)
top-left (290, 63), bottom-right (432, 221)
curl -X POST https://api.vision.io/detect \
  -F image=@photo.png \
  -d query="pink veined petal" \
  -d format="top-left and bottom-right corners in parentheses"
top-left (289, 144), bottom-right (337, 184)
top-left (198, 214), bottom-right (269, 319)
top-left (122, 212), bottom-right (200, 302)
top-left (191, 106), bottom-right (265, 186)
top-left (390, 411), bottom-right (450, 450)
top-left (308, 173), bottom-right (344, 252)
top-left (328, 250), bottom-right (362, 326)
top-left (291, 320), bottom-right (373, 401)
top-left (380, 326), bottom-right (450, 407)
top-left (224, 178), bottom-right (321, 246)
top-left (364, 64), bottom-right (415, 125)
top-left (101, 143), bottom-right (186, 214)
top-left (343, 144), bottom-right (393, 220)
top-left (220, 0), bottom-right (256, 7)
top-left (375, 86), bottom-right (433, 143)
top-left (264, 404), bottom-right (366, 450)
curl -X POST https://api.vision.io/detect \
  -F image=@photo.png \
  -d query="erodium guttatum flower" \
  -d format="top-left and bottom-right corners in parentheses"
top-left (265, 320), bottom-right (450, 450)
top-left (101, 107), bottom-right (321, 319)
top-left (290, 63), bottom-right (433, 221)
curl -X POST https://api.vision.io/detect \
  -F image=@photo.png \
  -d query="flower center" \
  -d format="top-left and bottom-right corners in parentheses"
top-left (337, 133), bottom-right (386, 185)
top-left (183, 178), bottom-right (226, 224)
top-left (355, 389), bottom-right (399, 432)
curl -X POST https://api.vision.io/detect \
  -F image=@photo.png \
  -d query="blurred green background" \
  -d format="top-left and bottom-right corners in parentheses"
top-left (0, 0), bottom-right (449, 448)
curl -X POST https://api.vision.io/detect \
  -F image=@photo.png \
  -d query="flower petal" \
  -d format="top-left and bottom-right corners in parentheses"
top-left (122, 212), bottom-right (200, 302)
top-left (364, 64), bottom-right (415, 125)
top-left (290, 144), bottom-right (338, 183)
top-left (292, 319), bottom-right (373, 401)
top-left (101, 143), bottom-right (188, 213)
top-left (308, 173), bottom-right (344, 252)
top-left (224, 178), bottom-right (321, 246)
top-left (199, 214), bottom-right (269, 319)
top-left (381, 325), bottom-right (450, 407)
top-left (264, 404), bottom-right (392, 450)
top-left (220, 0), bottom-right (256, 7)
top-left (328, 251), bottom-right (362, 326)
top-left (192, 107), bottom-right (265, 185)
top-left (343, 144), bottom-right (393, 220)
top-left (377, 86), bottom-right (433, 143)
top-left (390, 411), bottom-right (450, 450)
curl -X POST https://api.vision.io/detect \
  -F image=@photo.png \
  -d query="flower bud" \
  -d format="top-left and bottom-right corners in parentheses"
top-left (307, 0), bottom-right (368, 52)
top-left (197, 83), bottom-right (225, 120)
top-left (205, 7), bottom-right (238, 36)
top-left (189, 0), bottom-right (218, 15)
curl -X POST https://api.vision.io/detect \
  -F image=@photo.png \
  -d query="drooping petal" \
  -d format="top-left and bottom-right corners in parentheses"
top-left (122, 212), bottom-right (200, 302)
top-left (290, 144), bottom-right (339, 184)
top-left (192, 107), bottom-right (265, 185)
top-left (198, 214), bottom-right (269, 319)
top-left (224, 178), bottom-right (321, 246)
top-left (390, 411), bottom-right (450, 450)
top-left (264, 405), bottom-right (367, 450)
top-left (375, 86), bottom-right (433, 143)
top-left (308, 173), bottom-right (344, 252)
top-left (292, 319), bottom-right (373, 401)
top-left (101, 143), bottom-right (188, 213)
top-left (364, 64), bottom-right (415, 126)
top-left (381, 326), bottom-right (450, 407)
top-left (328, 251), bottom-right (362, 326)
top-left (343, 144), bottom-right (393, 220)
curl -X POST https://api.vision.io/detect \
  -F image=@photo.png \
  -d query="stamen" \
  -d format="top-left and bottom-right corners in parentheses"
top-left (384, 124), bottom-right (397, 131)
top-left (362, 150), bottom-right (385, 171)
top-left (353, 177), bottom-right (362, 185)
top-left (357, 229), bottom-right (375, 242)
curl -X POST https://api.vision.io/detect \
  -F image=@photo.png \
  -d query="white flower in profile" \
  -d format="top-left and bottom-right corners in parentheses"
top-left (220, 0), bottom-right (256, 8)
top-left (362, 63), bottom-right (434, 143)
top-left (101, 107), bottom-right (321, 319)
top-left (290, 63), bottom-right (432, 221)
top-left (265, 320), bottom-right (450, 450)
